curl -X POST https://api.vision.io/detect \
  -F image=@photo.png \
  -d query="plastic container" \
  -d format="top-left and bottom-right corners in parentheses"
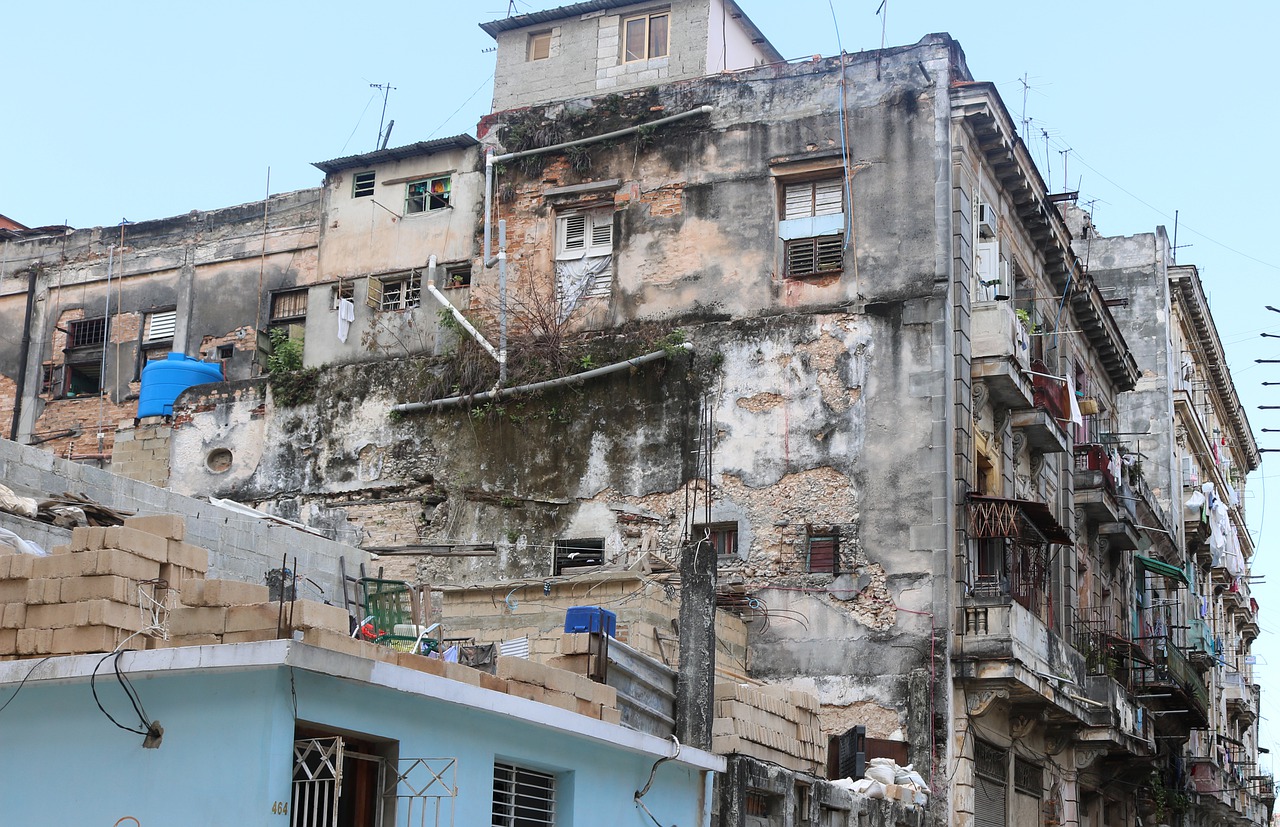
top-left (137, 352), bottom-right (224, 417)
top-left (564, 605), bottom-right (617, 637)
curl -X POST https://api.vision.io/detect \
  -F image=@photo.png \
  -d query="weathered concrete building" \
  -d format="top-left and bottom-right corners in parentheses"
top-left (0, 2), bottom-right (1270, 826)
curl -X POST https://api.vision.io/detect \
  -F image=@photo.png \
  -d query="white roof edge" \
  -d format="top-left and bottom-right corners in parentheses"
top-left (0, 641), bottom-right (726, 773)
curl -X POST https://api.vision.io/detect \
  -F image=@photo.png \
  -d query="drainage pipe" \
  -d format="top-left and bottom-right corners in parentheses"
top-left (390, 342), bottom-right (692, 414)
top-left (424, 257), bottom-right (501, 364)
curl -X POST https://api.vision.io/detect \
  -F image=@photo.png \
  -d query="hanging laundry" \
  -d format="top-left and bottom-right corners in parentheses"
top-left (337, 297), bottom-right (356, 343)
top-left (1064, 371), bottom-right (1083, 426)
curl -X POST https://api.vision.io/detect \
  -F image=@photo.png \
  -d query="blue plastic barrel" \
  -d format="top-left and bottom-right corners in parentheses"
top-left (137, 352), bottom-right (224, 417)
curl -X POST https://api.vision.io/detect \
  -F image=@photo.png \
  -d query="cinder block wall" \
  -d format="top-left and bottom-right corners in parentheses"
top-left (0, 438), bottom-right (370, 599)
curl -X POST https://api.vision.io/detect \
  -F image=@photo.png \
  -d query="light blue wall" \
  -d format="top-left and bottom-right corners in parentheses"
top-left (0, 661), bottom-right (704, 827)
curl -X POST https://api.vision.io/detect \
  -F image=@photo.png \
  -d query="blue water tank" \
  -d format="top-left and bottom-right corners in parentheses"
top-left (137, 352), bottom-right (224, 418)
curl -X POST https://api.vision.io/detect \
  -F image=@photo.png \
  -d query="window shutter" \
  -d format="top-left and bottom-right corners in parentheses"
top-left (808, 536), bottom-right (838, 574)
top-left (558, 214), bottom-right (587, 259)
top-left (588, 213), bottom-right (613, 255)
top-left (813, 179), bottom-right (843, 216)
top-left (783, 182), bottom-right (813, 220)
top-left (146, 310), bottom-right (177, 341)
top-left (366, 275), bottom-right (384, 309)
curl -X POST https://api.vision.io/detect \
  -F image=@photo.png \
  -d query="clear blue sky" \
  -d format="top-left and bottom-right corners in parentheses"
top-left (5, 0), bottom-right (1280, 763)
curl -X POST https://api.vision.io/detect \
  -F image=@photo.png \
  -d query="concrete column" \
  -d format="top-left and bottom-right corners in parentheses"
top-left (675, 537), bottom-right (715, 750)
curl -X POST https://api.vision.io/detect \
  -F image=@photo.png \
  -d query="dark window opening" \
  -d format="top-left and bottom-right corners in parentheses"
top-left (65, 362), bottom-right (101, 397)
top-left (444, 265), bottom-right (471, 289)
top-left (271, 289), bottom-right (309, 322)
top-left (217, 344), bottom-right (235, 360)
top-left (406, 177), bottom-right (450, 214)
top-left (292, 726), bottom-right (397, 827)
top-left (68, 317), bottom-right (107, 349)
top-left (554, 538), bottom-right (604, 576)
top-left (353, 171), bottom-right (375, 198)
top-left (807, 533), bottom-right (838, 574)
top-left (693, 522), bottom-right (739, 564)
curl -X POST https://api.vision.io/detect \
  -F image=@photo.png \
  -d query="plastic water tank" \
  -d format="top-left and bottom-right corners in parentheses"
top-left (137, 352), bottom-right (224, 418)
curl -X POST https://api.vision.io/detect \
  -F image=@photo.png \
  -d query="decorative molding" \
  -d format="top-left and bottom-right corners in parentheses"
top-left (972, 381), bottom-right (990, 411)
top-left (1074, 747), bottom-right (1107, 769)
top-left (1029, 452), bottom-right (1045, 480)
top-left (1093, 536), bottom-right (1111, 556)
top-left (1011, 430), bottom-right (1027, 456)
top-left (966, 688), bottom-right (1009, 717)
top-left (1044, 727), bottom-right (1075, 756)
top-left (1010, 709), bottom-right (1040, 739)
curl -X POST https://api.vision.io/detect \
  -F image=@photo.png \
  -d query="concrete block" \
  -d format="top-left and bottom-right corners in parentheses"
top-left (542, 690), bottom-right (579, 713)
top-left (7, 554), bottom-right (33, 581)
top-left (507, 681), bottom-right (546, 703)
top-left (167, 541), bottom-right (209, 573)
top-left (0, 628), bottom-right (16, 655)
top-left (542, 664), bottom-right (580, 695)
top-left (559, 632), bottom-right (591, 655)
top-left (92, 549), bottom-right (162, 581)
top-left (288, 599), bottom-right (350, 634)
top-left (575, 697), bottom-right (600, 717)
top-left (396, 651), bottom-right (447, 676)
top-left (496, 656), bottom-right (546, 686)
top-left (24, 578), bottom-right (60, 604)
top-left (160, 634), bottom-right (222, 648)
top-left (16, 628), bottom-right (52, 655)
top-left (78, 599), bottom-right (146, 631)
top-left (443, 661), bottom-right (482, 687)
top-left (200, 579), bottom-right (272, 607)
top-left (52, 625), bottom-right (142, 654)
top-left (180, 578), bottom-right (206, 607)
top-left (300, 627), bottom-right (365, 659)
top-left (30, 553), bottom-right (94, 580)
top-left (600, 706), bottom-right (622, 725)
top-left (103, 526), bottom-right (171, 563)
top-left (70, 526), bottom-right (107, 552)
top-left (169, 606), bottom-right (227, 636)
top-left (225, 603), bottom-right (283, 634)
top-left (593, 682), bottom-right (618, 708)
top-left (60, 574), bottom-right (134, 604)
top-left (27, 602), bottom-right (80, 629)
top-left (159, 563), bottom-right (199, 592)
top-left (0, 602), bottom-right (26, 629)
top-left (478, 671), bottom-right (509, 694)
top-left (0, 579), bottom-right (28, 603)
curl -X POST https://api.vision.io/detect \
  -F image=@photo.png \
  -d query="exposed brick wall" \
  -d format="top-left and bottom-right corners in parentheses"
top-left (110, 419), bottom-right (171, 487)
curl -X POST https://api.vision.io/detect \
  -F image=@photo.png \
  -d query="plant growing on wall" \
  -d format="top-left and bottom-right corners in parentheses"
top-left (266, 327), bottom-right (319, 407)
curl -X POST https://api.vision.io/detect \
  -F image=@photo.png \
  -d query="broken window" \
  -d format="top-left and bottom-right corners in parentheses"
top-left (806, 532), bottom-right (838, 574)
top-left (405, 176), bottom-right (451, 214)
top-left (555, 209), bottom-right (614, 316)
top-left (40, 364), bottom-right (61, 396)
top-left (554, 538), bottom-right (604, 576)
top-left (528, 30), bottom-right (551, 61)
top-left (64, 361), bottom-right (102, 397)
top-left (779, 177), bottom-right (845, 278)
top-left (622, 10), bottom-right (669, 62)
top-left (271, 289), bottom-right (309, 322)
top-left (693, 522), bottom-right (739, 564)
top-left (492, 762), bottom-right (556, 827)
top-left (352, 170), bottom-right (375, 198)
top-left (67, 317), bottom-right (107, 349)
top-left (331, 281), bottom-right (355, 310)
top-left (145, 310), bottom-right (177, 343)
top-left (367, 271), bottom-right (422, 312)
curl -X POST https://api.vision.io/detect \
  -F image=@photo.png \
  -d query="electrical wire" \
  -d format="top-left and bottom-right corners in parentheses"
top-left (0, 655), bottom-right (51, 716)
top-left (90, 650), bottom-right (152, 737)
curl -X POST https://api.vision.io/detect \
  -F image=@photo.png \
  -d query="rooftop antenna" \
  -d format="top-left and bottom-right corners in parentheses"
top-left (371, 82), bottom-right (396, 151)
top-left (1019, 73), bottom-right (1030, 136)
top-left (379, 120), bottom-right (395, 151)
top-left (1171, 209), bottom-right (1193, 263)
top-left (874, 0), bottom-right (887, 80)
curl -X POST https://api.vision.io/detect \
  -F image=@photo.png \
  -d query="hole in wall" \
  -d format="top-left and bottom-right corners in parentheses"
top-left (206, 448), bottom-right (233, 473)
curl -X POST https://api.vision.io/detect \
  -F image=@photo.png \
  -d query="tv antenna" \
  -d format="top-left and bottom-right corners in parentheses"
top-left (371, 82), bottom-right (396, 151)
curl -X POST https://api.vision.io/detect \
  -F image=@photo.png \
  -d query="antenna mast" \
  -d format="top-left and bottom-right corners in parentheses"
top-left (371, 82), bottom-right (396, 151)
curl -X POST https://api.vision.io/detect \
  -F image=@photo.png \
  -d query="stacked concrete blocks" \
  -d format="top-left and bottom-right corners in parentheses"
top-left (712, 683), bottom-right (825, 773)
top-left (497, 654), bottom-right (621, 724)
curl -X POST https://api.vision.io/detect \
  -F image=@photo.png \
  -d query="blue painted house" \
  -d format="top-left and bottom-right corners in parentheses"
top-left (0, 639), bottom-right (722, 826)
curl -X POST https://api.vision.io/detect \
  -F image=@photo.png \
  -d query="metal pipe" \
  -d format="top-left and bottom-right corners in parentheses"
top-left (424, 257), bottom-right (500, 363)
top-left (391, 342), bottom-right (693, 414)
top-left (482, 104), bottom-right (714, 267)
top-left (9, 264), bottom-right (38, 441)
top-left (497, 219), bottom-right (507, 384)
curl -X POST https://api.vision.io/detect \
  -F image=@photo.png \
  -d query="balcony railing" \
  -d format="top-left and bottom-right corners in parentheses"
top-left (1132, 635), bottom-right (1210, 725)
top-left (1030, 359), bottom-right (1069, 422)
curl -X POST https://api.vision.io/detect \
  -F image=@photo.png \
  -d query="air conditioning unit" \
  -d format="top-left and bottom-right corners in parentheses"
top-left (977, 203), bottom-right (996, 239)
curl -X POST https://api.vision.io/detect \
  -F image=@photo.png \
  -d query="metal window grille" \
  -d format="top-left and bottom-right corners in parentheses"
top-left (353, 171), bottom-right (375, 198)
top-left (1013, 757), bottom-right (1043, 797)
top-left (974, 740), bottom-right (1007, 782)
top-left (271, 290), bottom-right (309, 321)
top-left (292, 737), bottom-right (343, 827)
top-left (68, 317), bottom-right (107, 348)
top-left (384, 757), bottom-right (457, 827)
top-left (492, 762), bottom-right (556, 827)
top-left (744, 791), bottom-right (772, 816)
top-left (145, 310), bottom-right (177, 341)
top-left (368, 271), bottom-right (422, 311)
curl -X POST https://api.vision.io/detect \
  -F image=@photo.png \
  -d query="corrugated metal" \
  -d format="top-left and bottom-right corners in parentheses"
top-left (313, 135), bottom-right (478, 174)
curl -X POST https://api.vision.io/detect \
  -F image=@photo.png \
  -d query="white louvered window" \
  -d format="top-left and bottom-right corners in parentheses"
top-left (492, 762), bottom-right (556, 827)
top-left (556, 210), bottom-right (613, 260)
top-left (779, 177), bottom-right (845, 278)
top-left (145, 310), bottom-right (177, 342)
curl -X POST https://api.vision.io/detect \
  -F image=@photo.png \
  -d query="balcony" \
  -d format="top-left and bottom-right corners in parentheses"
top-left (971, 302), bottom-right (1036, 410)
top-left (1131, 635), bottom-right (1210, 729)
top-left (1010, 408), bottom-right (1069, 454)
top-left (1223, 673), bottom-right (1258, 725)
top-left (1187, 618), bottom-right (1215, 670)
top-left (1074, 446), bottom-right (1141, 549)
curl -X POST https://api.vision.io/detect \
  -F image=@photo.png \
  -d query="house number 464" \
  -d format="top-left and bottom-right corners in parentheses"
top-left (271, 801), bottom-right (289, 815)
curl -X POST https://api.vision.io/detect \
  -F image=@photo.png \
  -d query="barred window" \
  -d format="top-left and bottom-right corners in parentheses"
top-left (492, 762), bottom-right (555, 827)
top-left (68, 317), bottom-right (107, 349)
top-left (270, 289), bottom-right (309, 322)
top-left (353, 170), bottom-right (375, 198)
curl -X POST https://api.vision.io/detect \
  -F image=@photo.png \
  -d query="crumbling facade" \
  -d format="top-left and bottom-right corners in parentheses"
top-left (0, 2), bottom-right (1269, 826)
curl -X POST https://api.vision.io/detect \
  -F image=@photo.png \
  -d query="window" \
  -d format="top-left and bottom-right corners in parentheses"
top-left (271, 289), bottom-right (309, 322)
top-left (216, 344), bottom-right (235, 360)
top-left (554, 538), bottom-right (604, 576)
top-left (406, 176), bottom-right (451, 214)
top-left (293, 728), bottom-right (402, 827)
top-left (973, 740), bottom-right (1008, 827)
top-left (807, 533), bottom-right (838, 574)
top-left (145, 310), bottom-right (177, 343)
top-left (67, 317), bottom-right (107, 349)
top-left (64, 362), bottom-right (101, 396)
top-left (779, 177), bottom-right (845, 278)
top-left (528, 31), bottom-right (551, 61)
top-left (40, 364), bottom-right (61, 396)
top-left (331, 281), bottom-right (355, 310)
top-left (353, 170), bottom-right (375, 198)
top-left (367, 271), bottom-right (422, 312)
top-left (622, 11), bottom-right (669, 62)
top-left (693, 522), bottom-right (739, 564)
top-left (555, 210), bottom-right (613, 261)
top-left (492, 762), bottom-right (556, 827)
top-left (444, 264), bottom-right (471, 289)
